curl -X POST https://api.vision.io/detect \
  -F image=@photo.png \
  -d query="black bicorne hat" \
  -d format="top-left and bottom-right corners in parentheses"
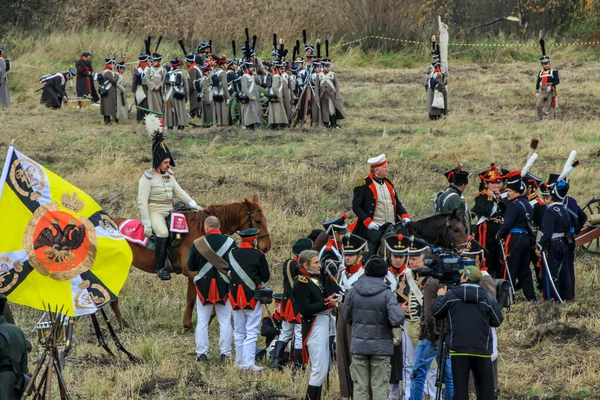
top-left (152, 139), bottom-right (175, 169)
top-left (292, 238), bottom-right (313, 256)
top-left (323, 214), bottom-right (348, 234)
top-left (342, 234), bottom-right (367, 255)
top-left (444, 164), bottom-right (469, 186)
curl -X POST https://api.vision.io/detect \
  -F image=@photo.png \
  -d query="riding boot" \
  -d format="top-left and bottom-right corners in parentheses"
top-left (305, 385), bottom-right (321, 400)
top-left (154, 237), bottom-right (171, 280)
top-left (292, 349), bottom-right (305, 372)
top-left (103, 116), bottom-right (111, 125)
top-left (271, 340), bottom-right (287, 369)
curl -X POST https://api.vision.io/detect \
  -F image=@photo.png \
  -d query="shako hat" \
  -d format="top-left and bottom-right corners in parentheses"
top-left (238, 228), bottom-right (260, 242)
top-left (185, 53), bottom-right (196, 63)
top-left (539, 39), bottom-right (550, 64)
top-left (444, 164), bottom-right (469, 186)
top-left (105, 57), bottom-right (116, 65)
top-left (367, 154), bottom-right (387, 169)
top-left (151, 53), bottom-right (162, 62)
top-left (342, 234), bottom-right (367, 255)
top-left (504, 171), bottom-right (525, 193)
top-left (524, 172), bottom-right (543, 189)
top-left (385, 234), bottom-right (409, 256)
top-left (323, 214), bottom-right (348, 235)
top-left (548, 150), bottom-right (580, 200)
top-left (292, 238), bottom-right (313, 256)
top-left (170, 57), bottom-right (182, 67)
top-left (138, 52), bottom-right (150, 62)
top-left (407, 238), bottom-right (428, 256)
top-left (116, 61), bottom-right (126, 71)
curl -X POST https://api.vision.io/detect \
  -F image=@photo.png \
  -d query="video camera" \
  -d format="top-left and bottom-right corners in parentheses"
top-left (417, 248), bottom-right (470, 285)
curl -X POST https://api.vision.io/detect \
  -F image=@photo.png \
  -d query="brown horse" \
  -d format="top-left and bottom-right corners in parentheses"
top-left (312, 208), bottom-right (469, 255)
top-left (111, 194), bottom-right (271, 329)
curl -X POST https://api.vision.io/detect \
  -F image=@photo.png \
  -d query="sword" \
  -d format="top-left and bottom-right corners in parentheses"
top-left (498, 239), bottom-right (516, 300)
top-left (541, 251), bottom-right (564, 303)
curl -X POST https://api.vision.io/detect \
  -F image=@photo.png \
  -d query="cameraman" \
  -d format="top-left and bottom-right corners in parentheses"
top-left (432, 267), bottom-right (503, 400)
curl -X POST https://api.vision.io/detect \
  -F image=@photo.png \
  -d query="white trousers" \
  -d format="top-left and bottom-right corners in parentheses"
top-left (402, 322), bottom-right (437, 400)
top-left (279, 321), bottom-right (303, 350)
top-left (195, 297), bottom-right (233, 357)
top-left (233, 306), bottom-right (263, 368)
top-left (307, 314), bottom-right (330, 387)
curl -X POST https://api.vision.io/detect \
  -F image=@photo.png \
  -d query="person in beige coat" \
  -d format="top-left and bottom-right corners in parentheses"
top-left (268, 61), bottom-right (288, 129)
top-left (199, 63), bottom-right (214, 127)
top-left (138, 115), bottom-right (200, 280)
top-left (186, 54), bottom-right (202, 119)
top-left (147, 53), bottom-right (166, 115)
top-left (163, 57), bottom-right (189, 130)
top-left (316, 59), bottom-right (346, 129)
top-left (212, 57), bottom-right (230, 126)
top-left (100, 57), bottom-right (119, 125)
top-left (116, 62), bottom-right (129, 121)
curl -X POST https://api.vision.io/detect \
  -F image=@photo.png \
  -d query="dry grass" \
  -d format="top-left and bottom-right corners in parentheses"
top-left (2, 31), bottom-right (600, 399)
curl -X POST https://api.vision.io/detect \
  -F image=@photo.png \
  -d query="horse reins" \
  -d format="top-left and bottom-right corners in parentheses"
top-left (220, 208), bottom-right (270, 240)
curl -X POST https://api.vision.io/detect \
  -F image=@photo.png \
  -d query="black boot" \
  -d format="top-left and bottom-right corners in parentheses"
top-left (305, 385), bottom-right (321, 400)
top-left (293, 349), bottom-right (305, 372)
top-left (329, 335), bottom-right (336, 363)
top-left (271, 340), bottom-right (287, 369)
top-left (154, 237), bottom-right (171, 280)
top-left (103, 116), bottom-right (111, 125)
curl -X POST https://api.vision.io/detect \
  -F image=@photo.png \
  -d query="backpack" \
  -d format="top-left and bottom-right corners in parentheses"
top-left (494, 279), bottom-right (513, 309)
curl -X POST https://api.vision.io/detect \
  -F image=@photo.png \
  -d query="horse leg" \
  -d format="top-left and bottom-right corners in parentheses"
top-left (183, 277), bottom-right (197, 330)
top-left (110, 299), bottom-right (130, 330)
top-left (99, 308), bottom-right (136, 362)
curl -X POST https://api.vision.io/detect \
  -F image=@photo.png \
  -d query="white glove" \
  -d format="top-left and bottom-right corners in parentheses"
top-left (546, 85), bottom-right (552, 92)
top-left (188, 200), bottom-right (201, 212)
top-left (402, 218), bottom-right (412, 224)
top-left (535, 92), bottom-right (539, 97)
top-left (142, 220), bottom-right (153, 238)
top-left (368, 222), bottom-right (380, 230)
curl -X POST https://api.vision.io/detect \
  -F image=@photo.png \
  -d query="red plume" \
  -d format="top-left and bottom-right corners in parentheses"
top-left (397, 234), bottom-right (403, 241)
top-left (343, 212), bottom-right (348, 220)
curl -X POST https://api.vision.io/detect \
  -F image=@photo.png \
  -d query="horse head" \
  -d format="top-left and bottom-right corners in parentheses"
top-left (397, 210), bottom-right (468, 250)
top-left (242, 194), bottom-right (271, 253)
top-left (443, 207), bottom-right (469, 249)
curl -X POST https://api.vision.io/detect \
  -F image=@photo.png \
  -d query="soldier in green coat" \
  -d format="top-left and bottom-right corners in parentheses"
top-left (436, 164), bottom-right (471, 234)
top-left (0, 295), bottom-right (29, 400)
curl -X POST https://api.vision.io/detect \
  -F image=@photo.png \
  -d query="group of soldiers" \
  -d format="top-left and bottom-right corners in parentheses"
top-left (54, 30), bottom-right (346, 130)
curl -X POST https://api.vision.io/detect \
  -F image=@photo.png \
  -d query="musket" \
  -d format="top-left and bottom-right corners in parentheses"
top-left (541, 251), bottom-right (564, 303)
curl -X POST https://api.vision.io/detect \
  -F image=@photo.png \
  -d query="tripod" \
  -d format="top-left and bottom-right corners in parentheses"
top-left (434, 318), bottom-right (450, 400)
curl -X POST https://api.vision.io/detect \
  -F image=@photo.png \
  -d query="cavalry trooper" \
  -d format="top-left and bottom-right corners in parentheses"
top-left (535, 40), bottom-right (560, 121)
top-left (185, 53), bottom-right (201, 119)
top-left (147, 53), bottom-right (166, 114)
top-left (536, 182), bottom-right (573, 301)
top-left (132, 52), bottom-right (150, 122)
top-left (293, 250), bottom-right (340, 400)
top-left (138, 115), bottom-right (201, 280)
top-left (271, 238), bottom-right (313, 370)
top-left (352, 154), bottom-right (411, 259)
top-left (472, 164), bottom-right (508, 278)
top-left (164, 57), bottom-right (188, 130)
top-left (498, 171), bottom-right (537, 301)
top-left (436, 164), bottom-right (471, 234)
top-left (336, 234), bottom-right (367, 399)
top-left (228, 228), bottom-right (270, 372)
top-left (187, 216), bottom-right (236, 362)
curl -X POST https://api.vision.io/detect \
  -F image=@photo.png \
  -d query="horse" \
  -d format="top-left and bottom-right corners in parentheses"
top-left (312, 207), bottom-right (469, 256)
top-left (111, 194), bottom-right (271, 330)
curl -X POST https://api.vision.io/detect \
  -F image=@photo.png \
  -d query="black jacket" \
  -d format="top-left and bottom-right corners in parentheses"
top-left (352, 173), bottom-right (409, 238)
top-left (293, 272), bottom-right (336, 340)
top-left (228, 245), bottom-right (270, 310)
top-left (432, 283), bottom-right (503, 355)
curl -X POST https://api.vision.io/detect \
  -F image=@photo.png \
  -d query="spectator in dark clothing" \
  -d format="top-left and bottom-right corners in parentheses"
top-left (344, 256), bottom-right (405, 400)
top-left (432, 266), bottom-right (503, 400)
top-left (0, 295), bottom-right (29, 400)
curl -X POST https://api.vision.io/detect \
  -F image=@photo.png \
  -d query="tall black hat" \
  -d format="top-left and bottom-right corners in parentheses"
top-left (504, 171), bottom-right (525, 193)
top-left (292, 238), bottom-right (313, 256)
top-left (152, 139), bottom-right (175, 169)
top-left (385, 234), bottom-right (409, 256)
top-left (539, 39), bottom-right (550, 64)
top-left (342, 234), bottom-right (367, 255)
top-left (444, 164), bottom-right (469, 186)
top-left (323, 214), bottom-right (348, 234)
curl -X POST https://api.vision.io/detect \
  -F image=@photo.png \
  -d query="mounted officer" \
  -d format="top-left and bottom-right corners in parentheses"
top-left (138, 115), bottom-right (201, 280)
top-left (352, 154), bottom-right (411, 259)
top-left (436, 164), bottom-right (471, 234)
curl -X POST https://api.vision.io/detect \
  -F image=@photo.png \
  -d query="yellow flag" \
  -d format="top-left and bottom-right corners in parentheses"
top-left (0, 145), bottom-right (132, 316)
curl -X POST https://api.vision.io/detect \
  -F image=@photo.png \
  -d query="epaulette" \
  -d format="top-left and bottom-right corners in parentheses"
top-left (355, 177), bottom-right (366, 187)
top-left (297, 275), bottom-right (308, 284)
top-left (144, 169), bottom-right (155, 179)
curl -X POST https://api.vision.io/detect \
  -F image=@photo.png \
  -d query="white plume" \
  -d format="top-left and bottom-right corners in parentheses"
top-left (558, 150), bottom-right (578, 182)
top-left (144, 114), bottom-right (162, 138)
top-left (485, 135), bottom-right (494, 164)
top-left (520, 153), bottom-right (538, 177)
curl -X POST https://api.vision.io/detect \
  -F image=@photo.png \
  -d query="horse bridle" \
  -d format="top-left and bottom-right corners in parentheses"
top-left (222, 208), bottom-right (270, 240)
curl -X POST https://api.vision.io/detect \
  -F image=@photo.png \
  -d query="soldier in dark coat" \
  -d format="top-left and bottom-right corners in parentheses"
top-left (436, 164), bottom-right (471, 234)
top-left (498, 171), bottom-right (537, 301)
top-left (229, 228), bottom-right (270, 372)
top-left (525, 173), bottom-right (546, 291)
top-left (352, 154), bottom-right (411, 259)
top-left (293, 250), bottom-right (340, 400)
top-left (188, 216), bottom-right (236, 361)
top-left (75, 52), bottom-right (99, 107)
top-left (535, 51), bottom-right (559, 121)
top-left (132, 52), bottom-right (150, 122)
top-left (271, 237), bottom-right (313, 369)
top-left (0, 48), bottom-right (10, 107)
top-left (40, 69), bottom-right (74, 109)
top-left (472, 164), bottom-right (508, 278)
top-left (99, 57), bottom-right (119, 125)
top-left (0, 295), bottom-right (29, 400)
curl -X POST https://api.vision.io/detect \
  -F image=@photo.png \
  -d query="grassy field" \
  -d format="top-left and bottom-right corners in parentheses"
top-left (2, 31), bottom-right (600, 399)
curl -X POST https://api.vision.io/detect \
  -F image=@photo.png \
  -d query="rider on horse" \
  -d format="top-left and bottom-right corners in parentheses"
top-left (138, 115), bottom-right (201, 280)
